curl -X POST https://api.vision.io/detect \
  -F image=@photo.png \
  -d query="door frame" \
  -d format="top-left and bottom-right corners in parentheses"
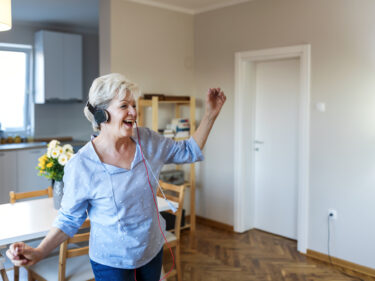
top-left (233, 45), bottom-right (311, 253)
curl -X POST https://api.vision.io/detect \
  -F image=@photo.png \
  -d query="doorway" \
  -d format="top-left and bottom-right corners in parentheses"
top-left (254, 58), bottom-right (299, 239)
top-left (233, 45), bottom-right (311, 253)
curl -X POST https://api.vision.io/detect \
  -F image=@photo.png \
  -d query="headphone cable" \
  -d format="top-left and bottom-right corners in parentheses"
top-left (135, 124), bottom-right (176, 281)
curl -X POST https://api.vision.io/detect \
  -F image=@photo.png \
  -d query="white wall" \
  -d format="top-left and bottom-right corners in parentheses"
top-left (107, 0), bottom-right (194, 95)
top-left (194, 0), bottom-right (375, 269)
top-left (99, 0), bottom-right (196, 211)
top-left (0, 23), bottom-right (99, 140)
top-left (100, 0), bottom-right (195, 132)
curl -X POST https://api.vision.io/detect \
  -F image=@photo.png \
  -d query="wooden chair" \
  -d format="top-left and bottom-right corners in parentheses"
top-left (158, 180), bottom-right (185, 281)
top-left (8, 186), bottom-right (53, 281)
top-left (26, 219), bottom-right (94, 281)
top-left (9, 186), bottom-right (53, 204)
top-left (0, 249), bottom-right (10, 281)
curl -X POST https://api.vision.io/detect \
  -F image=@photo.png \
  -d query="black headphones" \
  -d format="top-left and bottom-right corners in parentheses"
top-left (86, 101), bottom-right (110, 124)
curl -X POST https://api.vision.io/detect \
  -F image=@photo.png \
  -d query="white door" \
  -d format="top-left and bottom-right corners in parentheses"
top-left (254, 58), bottom-right (299, 239)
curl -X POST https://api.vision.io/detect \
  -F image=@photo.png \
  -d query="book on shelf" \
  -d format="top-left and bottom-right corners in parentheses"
top-left (171, 118), bottom-right (190, 132)
top-left (174, 131), bottom-right (189, 139)
top-left (143, 94), bottom-right (190, 101)
top-left (163, 128), bottom-right (175, 138)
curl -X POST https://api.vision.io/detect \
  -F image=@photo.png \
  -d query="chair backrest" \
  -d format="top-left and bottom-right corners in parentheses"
top-left (9, 186), bottom-right (53, 203)
top-left (158, 181), bottom-right (185, 239)
top-left (58, 219), bottom-right (91, 281)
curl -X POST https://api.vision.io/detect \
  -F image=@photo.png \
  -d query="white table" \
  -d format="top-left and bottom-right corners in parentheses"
top-left (0, 197), bottom-right (176, 247)
top-left (0, 197), bottom-right (177, 280)
top-left (0, 198), bottom-right (58, 247)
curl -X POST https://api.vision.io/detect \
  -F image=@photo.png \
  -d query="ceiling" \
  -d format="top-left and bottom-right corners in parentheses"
top-left (11, 0), bottom-right (250, 29)
top-left (128, 0), bottom-right (251, 14)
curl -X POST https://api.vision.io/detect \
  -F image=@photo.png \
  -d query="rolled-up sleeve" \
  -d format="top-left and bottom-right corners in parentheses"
top-left (164, 136), bottom-right (204, 164)
top-left (142, 128), bottom-right (204, 164)
top-left (53, 157), bottom-right (89, 237)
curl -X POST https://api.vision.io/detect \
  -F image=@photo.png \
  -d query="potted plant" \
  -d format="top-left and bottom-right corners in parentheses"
top-left (36, 140), bottom-right (74, 209)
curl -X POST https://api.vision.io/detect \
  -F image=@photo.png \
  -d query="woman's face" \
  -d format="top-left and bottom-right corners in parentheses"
top-left (104, 91), bottom-right (137, 138)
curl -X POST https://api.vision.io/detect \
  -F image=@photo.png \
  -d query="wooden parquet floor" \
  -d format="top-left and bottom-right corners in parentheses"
top-left (163, 223), bottom-right (375, 281)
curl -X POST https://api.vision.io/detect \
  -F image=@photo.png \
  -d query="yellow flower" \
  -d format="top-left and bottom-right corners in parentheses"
top-left (37, 141), bottom-right (74, 181)
top-left (38, 154), bottom-right (47, 163)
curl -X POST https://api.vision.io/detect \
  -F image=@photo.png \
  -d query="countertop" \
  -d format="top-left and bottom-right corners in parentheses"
top-left (0, 139), bottom-right (87, 152)
top-left (0, 142), bottom-right (47, 151)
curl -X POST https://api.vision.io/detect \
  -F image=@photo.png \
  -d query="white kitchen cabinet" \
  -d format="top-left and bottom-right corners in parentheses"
top-left (35, 30), bottom-right (83, 103)
top-left (0, 151), bottom-right (17, 204)
top-left (16, 148), bottom-right (50, 193)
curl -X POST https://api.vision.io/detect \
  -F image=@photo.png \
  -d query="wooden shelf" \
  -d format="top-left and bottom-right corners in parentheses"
top-left (173, 137), bottom-right (189, 141)
top-left (139, 99), bottom-right (191, 107)
top-left (137, 96), bottom-right (197, 236)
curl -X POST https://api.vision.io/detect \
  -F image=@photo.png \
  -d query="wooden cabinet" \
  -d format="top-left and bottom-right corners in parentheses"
top-left (0, 148), bottom-right (50, 204)
top-left (17, 149), bottom-right (50, 193)
top-left (137, 96), bottom-right (197, 235)
top-left (35, 30), bottom-right (83, 103)
top-left (0, 151), bottom-right (17, 204)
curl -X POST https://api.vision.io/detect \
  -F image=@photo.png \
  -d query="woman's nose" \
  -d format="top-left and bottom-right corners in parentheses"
top-left (128, 105), bottom-right (136, 116)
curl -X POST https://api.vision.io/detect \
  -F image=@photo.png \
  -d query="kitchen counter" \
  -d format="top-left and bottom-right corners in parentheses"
top-left (0, 140), bottom-right (87, 152)
top-left (0, 142), bottom-right (47, 151)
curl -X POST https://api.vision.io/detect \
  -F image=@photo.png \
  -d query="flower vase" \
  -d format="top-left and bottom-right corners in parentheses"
top-left (53, 180), bottom-right (64, 210)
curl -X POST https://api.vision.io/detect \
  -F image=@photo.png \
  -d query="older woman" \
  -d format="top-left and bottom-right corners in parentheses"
top-left (6, 73), bottom-right (226, 281)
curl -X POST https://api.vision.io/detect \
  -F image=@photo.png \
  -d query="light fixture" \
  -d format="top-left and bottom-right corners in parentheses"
top-left (0, 0), bottom-right (12, 31)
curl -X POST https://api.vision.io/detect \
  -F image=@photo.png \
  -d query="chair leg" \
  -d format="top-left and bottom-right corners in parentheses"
top-left (14, 266), bottom-right (19, 281)
top-left (27, 270), bottom-right (34, 281)
top-left (0, 268), bottom-right (9, 281)
top-left (176, 243), bottom-right (182, 281)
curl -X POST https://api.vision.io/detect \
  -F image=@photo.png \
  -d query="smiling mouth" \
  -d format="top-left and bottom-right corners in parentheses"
top-left (123, 120), bottom-right (134, 128)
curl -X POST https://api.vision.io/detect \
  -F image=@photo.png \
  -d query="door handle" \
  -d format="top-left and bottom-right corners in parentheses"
top-left (254, 140), bottom-right (264, 144)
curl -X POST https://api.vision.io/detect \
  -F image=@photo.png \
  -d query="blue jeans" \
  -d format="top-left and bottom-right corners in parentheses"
top-left (90, 248), bottom-right (163, 281)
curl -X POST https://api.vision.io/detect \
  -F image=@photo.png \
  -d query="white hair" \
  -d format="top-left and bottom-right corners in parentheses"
top-left (84, 73), bottom-right (140, 131)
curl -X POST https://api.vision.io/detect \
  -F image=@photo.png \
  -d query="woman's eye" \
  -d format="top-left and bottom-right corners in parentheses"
top-left (120, 104), bottom-right (136, 109)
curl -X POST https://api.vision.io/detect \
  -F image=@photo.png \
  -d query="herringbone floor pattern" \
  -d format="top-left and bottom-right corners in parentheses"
top-left (163, 223), bottom-right (375, 281)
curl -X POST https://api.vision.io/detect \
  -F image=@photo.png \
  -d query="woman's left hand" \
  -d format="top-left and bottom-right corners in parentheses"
top-left (192, 88), bottom-right (227, 149)
top-left (205, 88), bottom-right (227, 120)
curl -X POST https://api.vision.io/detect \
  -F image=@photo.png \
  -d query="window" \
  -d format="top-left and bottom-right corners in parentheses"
top-left (0, 43), bottom-right (32, 135)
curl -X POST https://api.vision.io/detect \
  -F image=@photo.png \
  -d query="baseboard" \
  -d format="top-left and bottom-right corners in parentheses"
top-left (306, 249), bottom-right (375, 278)
top-left (186, 215), bottom-right (234, 232)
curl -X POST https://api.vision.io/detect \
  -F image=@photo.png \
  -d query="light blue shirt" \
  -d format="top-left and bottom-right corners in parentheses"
top-left (53, 127), bottom-right (203, 269)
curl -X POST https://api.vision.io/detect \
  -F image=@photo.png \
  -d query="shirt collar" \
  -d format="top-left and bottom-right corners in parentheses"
top-left (84, 134), bottom-right (143, 174)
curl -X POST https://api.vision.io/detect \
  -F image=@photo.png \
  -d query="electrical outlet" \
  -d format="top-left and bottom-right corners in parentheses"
top-left (328, 209), bottom-right (337, 220)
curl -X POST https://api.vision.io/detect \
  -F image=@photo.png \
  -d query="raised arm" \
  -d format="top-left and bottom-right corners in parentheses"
top-left (193, 88), bottom-right (226, 150)
top-left (6, 227), bottom-right (69, 266)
